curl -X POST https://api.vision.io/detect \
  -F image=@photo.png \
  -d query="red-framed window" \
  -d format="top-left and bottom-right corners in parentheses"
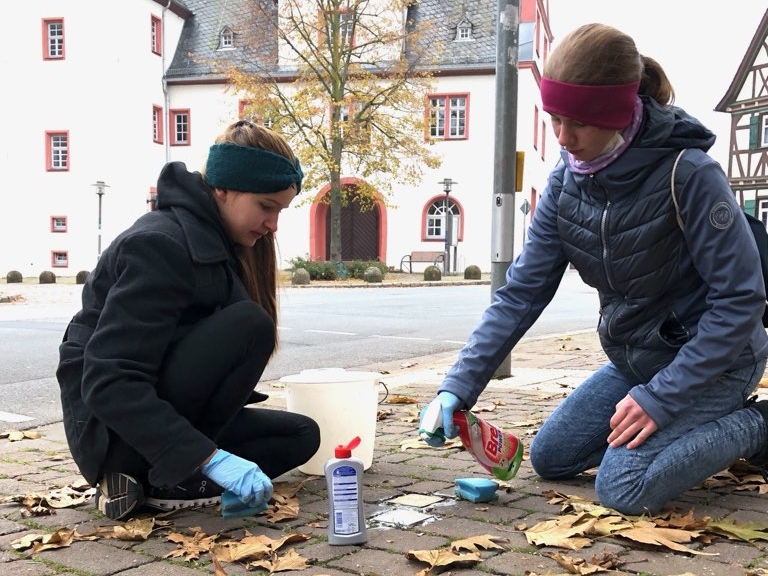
top-left (52, 251), bottom-right (69, 268)
top-left (427, 94), bottom-right (469, 140)
top-left (423, 196), bottom-right (463, 241)
top-left (151, 15), bottom-right (162, 55)
top-left (42, 18), bottom-right (64, 60)
top-left (46, 131), bottom-right (69, 171)
top-left (170, 109), bottom-right (190, 146)
top-left (51, 216), bottom-right (67, 233)
top-left (152, 105), bottom-right (164, 143)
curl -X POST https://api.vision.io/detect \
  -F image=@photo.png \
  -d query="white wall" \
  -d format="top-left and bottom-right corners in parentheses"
top-left (1, 1), bottom-right (555, 277)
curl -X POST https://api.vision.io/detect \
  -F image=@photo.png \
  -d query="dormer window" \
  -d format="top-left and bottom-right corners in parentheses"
top-left (454, 16), bottom-right (474, 42)
top-left (219, 27), bottom-right (235, 50)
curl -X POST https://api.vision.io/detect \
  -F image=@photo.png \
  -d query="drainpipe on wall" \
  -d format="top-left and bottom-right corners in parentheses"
top-left (162, 0), bottom-right (172, 164)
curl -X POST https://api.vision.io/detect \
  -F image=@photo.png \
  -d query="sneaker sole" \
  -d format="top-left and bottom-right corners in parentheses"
top-left (96, 473), bottom-right (145, 521)
top-left (145, 494), bottom-right (222, 512)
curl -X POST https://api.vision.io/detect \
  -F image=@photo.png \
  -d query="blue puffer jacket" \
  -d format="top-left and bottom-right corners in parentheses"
top-left (439, 97), bottom-right (768, 429)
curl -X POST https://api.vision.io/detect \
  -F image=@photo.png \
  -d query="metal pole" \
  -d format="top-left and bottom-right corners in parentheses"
top-left (92, 180), bottom-right (109, 261)
top-left (439, 178), bottom-right (456, 275)
top-left (490, 0), bottom-right (519, 377)
top-left (97, 191), bottom-right (103, 258)
top-left (444, 189), bottom-right (450, 275)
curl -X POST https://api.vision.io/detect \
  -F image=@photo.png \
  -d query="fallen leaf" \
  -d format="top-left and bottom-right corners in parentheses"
top-left (407, 548), bottom-right (482, 570)
top-left (613, 520), bottom-right (716, 555)
top-left (165, 527), bottom-right (220, 561)
top-left (1, 429), bottom-right (41, 442)
top-left (544, 550), bottom-right (623, 574)
top-left (450, 534), bottom-right (507, 553)
top-left (706, 518), bottom-right (768, 542)
top-left (386, 395), bottom-right (420, 404)
top-left (247, 548), bottom-right (309, 573)
top-left (400, 437), bottom-right (462, 451)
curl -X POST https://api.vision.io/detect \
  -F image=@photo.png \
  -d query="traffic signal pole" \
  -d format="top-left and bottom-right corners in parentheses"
top-left (490, 0), bottom-right (520, 378)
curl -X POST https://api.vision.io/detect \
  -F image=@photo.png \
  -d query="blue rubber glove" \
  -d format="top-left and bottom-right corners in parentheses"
top-left (201, 449), bottom-right (273, 507)
top-left (419, 391), bottom-right (462, 447)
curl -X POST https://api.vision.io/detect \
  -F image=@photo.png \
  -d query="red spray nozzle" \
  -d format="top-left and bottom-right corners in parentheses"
top-left (334, 436), bottom-right (361, 458)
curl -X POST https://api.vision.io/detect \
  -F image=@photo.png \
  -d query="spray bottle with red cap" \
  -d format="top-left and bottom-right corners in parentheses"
top-left (325, 436), bottom-right (368, 545)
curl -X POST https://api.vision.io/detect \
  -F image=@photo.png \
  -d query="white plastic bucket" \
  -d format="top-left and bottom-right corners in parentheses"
top-left (280, 368), bottom-right (382, 475)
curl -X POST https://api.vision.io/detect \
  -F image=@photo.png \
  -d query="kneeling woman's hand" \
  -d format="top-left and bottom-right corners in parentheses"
top-left (201, 449), bottom-right (273, 506)
top-left (608, 395), bottom-right (658, 450)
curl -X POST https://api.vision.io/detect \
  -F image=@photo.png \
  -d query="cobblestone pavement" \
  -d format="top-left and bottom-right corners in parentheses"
top-left (1, 287), bottom-right (767, 576)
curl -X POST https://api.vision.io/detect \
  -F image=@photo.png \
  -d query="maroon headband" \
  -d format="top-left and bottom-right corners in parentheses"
top-left (540, 77), bottom-right (640, 130)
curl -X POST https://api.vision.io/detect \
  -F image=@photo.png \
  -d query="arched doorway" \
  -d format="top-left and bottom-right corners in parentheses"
top-left (309, 178), bottom-right (388, 263)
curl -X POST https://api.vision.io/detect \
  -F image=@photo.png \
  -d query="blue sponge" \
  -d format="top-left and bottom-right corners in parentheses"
top-left (220, 490), bottom-right (269, 518)
top-left (454, 478), bottom-right (499, 503)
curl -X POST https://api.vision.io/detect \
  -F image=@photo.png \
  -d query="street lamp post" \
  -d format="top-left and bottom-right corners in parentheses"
top-left (92, 180), bottom-right (110, 261)
top-left (439, 178), bottom-right (457, 275)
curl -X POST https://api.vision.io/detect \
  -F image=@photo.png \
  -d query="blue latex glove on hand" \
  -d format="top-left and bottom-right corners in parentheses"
top-left (201, 449), bottom-right (273, 507)
top-left (419, 391), bottom-right (462, 447)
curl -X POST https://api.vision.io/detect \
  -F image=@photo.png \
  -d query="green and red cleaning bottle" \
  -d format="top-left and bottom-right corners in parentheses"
top-left (419, 403), bottom-right (524, 481)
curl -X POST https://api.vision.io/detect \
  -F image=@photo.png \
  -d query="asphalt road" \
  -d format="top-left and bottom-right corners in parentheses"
top-left (0, 269), bottom-right (598, 428)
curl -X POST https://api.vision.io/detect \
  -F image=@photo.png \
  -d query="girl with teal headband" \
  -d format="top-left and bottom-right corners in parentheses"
top-left (57, 120), bottom-right (320, 520)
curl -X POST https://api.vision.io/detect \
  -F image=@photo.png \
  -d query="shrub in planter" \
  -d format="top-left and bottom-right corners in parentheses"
top-left (423, 265), bottom-right (441, 282)
top-left (6, 270), bottom-right (22, 283)
top-left (464, 265), bottom-right (482, 280)
top-left (288, 257), bottom-right (338, 281)
top-left (291, 267), bottom-right (311, 286)
top-left (347, 260), bottom-right (387, 280)
top-left (363, 266), bottom-right (383, 283)
top-left (39, 270), bottom-right (56, 284)
top-left (76, 270), bottom-right (90, 284)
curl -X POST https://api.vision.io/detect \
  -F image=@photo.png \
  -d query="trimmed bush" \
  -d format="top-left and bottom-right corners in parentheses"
top-left (76, 270), bottom-right (90, 284)
top-left (346, 260), bottom-right (387, 280)
top-left (423, 265), bottom-right (441, 282)
top-left (288, 257), bottom-right (338, 281)
top-left (6, 270), bottom-right (22, 283)
top-left (39, 271), bottom-right (56, 284)
top-left (291, 267), bottom-right (311, 286)
top-left (363, 266), bottom-right (383, 283)
top-left (464, 265), bottom-right (482, 280)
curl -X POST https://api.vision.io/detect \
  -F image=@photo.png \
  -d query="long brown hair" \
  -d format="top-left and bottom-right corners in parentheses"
top-left (544, 23), bottom-right (675, 106)
top-left (209, 120), bottom-right (299, 348)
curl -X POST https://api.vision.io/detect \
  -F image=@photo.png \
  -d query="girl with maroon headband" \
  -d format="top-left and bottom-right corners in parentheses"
top-left (421, 23), bottom-right (768, 515)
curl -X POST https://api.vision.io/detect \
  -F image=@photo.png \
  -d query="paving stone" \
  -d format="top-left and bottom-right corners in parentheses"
top-left (0, 319), bottom-right (765, 576)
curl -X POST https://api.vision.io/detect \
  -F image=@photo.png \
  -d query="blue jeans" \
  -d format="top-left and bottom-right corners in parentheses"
top-left (529, 360), bottom-right (767, 515)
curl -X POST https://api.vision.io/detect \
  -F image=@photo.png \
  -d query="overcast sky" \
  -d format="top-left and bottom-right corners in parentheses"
top-left (546, 1), bottom-right (767, 166)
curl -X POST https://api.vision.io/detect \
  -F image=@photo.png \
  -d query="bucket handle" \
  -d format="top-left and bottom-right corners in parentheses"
top-left (378, 380), bottom-right (389, 405)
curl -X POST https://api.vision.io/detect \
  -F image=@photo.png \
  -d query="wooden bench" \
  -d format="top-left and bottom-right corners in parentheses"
top-left (399, 251), bottom-right (445, 273)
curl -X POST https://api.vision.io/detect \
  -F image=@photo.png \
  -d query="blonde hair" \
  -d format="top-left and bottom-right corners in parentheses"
top-left (544, 23), bottom-right (675, 105)
top-left (210, 120), bottom-right (298, 349)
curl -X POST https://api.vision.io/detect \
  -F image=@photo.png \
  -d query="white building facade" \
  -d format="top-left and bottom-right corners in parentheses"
top-left (2, 0), bottom-right (559, 278)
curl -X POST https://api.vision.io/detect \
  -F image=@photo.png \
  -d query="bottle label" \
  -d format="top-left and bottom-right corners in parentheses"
top-left (331, 465), bottom-right (360, 535)
top-left (454, 411), bottom-right (524, 481)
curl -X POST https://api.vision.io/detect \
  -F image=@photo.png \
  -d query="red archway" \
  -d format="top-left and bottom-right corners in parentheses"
top-left (309, 177), bottom-right (388, 263)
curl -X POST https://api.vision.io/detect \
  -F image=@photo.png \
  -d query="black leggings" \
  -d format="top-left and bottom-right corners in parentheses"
top-left (103, 301), bottom-right (320, 482)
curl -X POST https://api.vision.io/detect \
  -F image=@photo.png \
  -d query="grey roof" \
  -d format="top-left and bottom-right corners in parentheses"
top-left (165, 0), bottom-right (499, 82)
top-left (410, 0), bottom-right (497, 68)
top-left (166, 0), bottom-right (279, 80)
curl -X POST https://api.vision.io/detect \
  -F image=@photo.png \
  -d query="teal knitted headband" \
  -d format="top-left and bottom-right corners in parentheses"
top-left (205, 142), bottom-right (304, 195)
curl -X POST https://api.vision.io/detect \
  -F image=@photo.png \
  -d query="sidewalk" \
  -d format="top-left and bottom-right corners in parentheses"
top-left (1, 309), bottom-right (768, 575)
